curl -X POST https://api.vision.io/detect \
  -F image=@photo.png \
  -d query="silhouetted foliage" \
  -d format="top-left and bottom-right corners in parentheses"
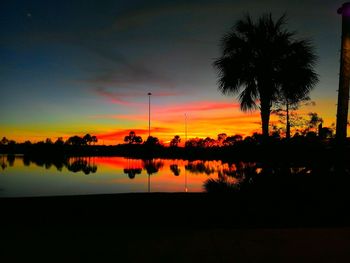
top-left (124, 131), bottom-right (143, 144)
top-left (217, 133), bottom-right (227, 146)
top-left (319, 127), bottom-right (334, 139)
top-left (0, 137), bottom-right (9, 145)
top-left (54, 137), bottom-right (65, 146)
top-left (214, 13), bottom-right (318, 138)
top-left (81, 134), bottom-right (98, 145)
top-left (306, 112), bottom-right (323, 134)
top-left (170, 135), bottom-right (181, 147)
top-left (91, 135), bottom-right (98, 145)
top-left (66, 136), bottom-right (85, 146)
top-left (273, 100), bottom-right (316, 139)
top-left (45, 138), bottom-right (53, 145)
top-left (185, 137), bottom-right (217, 148)
top-left (24, 140), bottom-right (32, 146)
top-left (223, 135), bottom-right (243, 146)
top-left (144, 136), bottom-right (160, 146)
top-left (83, 134), bottom-right (92, 145)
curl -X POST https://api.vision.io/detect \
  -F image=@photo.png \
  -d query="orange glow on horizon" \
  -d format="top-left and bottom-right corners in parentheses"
top-left (1, 98), bottom-right (343, 145)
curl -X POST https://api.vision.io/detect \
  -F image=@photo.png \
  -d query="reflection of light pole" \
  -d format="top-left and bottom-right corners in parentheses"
top-left (185, 163), bottom-right (188, 193)
top-left (336, 3), bottom-right (350, 142)
top-left (148, 92), bottom-right (152, 138)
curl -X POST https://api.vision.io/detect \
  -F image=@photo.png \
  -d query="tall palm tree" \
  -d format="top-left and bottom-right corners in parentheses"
top-left (213, 14), bottom-right (318, 138)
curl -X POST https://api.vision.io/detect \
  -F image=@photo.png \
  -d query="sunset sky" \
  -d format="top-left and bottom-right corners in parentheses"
top-left (0, 0), bottom-right (346, 145)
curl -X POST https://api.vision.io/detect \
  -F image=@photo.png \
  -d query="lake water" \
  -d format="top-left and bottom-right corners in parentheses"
top-left (0, 155), bottom-right (245, 197)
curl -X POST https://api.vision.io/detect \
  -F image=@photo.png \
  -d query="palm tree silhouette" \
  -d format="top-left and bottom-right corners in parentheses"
top-left (277, 39), bottom-right (318, 138)
top-left (214, 13), bottom-right (318, 138)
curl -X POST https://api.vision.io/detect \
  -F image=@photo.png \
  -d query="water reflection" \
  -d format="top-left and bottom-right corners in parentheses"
top-left (142, 159), bottom-right (164, 175)
top-left (7, 155), bottom-right (15, 167)
top-left (185, 161), bottom-right (215, 175)
top-left (123, 168), bottom-right (142, 179)
top-left (142, 159), bottom-right (164, 192)
top-left (203, 161), bottom-right (350, 194)
top-left (123, 159), bottom-right (142, 179)
top-left (1, 154), bottom-right (349, 197)
top-left (1, 155), bottom-right (7, 170)
top-left (1, 155), bottom-right (99, 175)
top-left (170, 164), bottom-right (180, 176)
top-left (67, 158), bottom-right (97, 175)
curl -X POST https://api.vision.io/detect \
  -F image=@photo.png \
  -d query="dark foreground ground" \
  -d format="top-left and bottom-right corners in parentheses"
top-left (1, 193), bottom-right (350, 262)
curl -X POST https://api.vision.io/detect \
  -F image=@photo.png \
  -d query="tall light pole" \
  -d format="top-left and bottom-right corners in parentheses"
top-left (336, 3), bottom-right (350, 142)
top-left (184, 113), bottom-right (187, 144)
top-left (148, 92), bottom-right (152, 138)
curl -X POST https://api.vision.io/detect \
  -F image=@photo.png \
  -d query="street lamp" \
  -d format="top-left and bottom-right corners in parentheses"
top-left (148, 92), bottom-right (152, 138)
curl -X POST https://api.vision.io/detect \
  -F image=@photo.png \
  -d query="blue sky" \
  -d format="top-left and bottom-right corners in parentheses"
top-left (0, 0), bottom-right (346, 143)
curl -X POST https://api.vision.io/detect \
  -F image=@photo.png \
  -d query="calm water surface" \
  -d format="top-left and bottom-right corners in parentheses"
top-left (0, 155), bottom-right (245, 197)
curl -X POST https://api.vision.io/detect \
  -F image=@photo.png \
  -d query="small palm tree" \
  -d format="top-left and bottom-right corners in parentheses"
top-left (277, 39), bottom-right (318, 138)
top-left (214, 13), bottom-right (318, 138)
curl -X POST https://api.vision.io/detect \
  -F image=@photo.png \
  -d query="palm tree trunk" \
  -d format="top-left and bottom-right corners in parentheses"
top-left (260, 100), bottom-right (271, 138)
top-left (286, 102), bottom-right (291, 139)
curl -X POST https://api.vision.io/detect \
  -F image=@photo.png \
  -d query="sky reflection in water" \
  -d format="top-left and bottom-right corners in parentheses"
top-left (0, 155), bottom-right (249, 197)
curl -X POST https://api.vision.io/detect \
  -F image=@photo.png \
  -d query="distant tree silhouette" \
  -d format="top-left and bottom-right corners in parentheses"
top-left (91, 135), bottom-right (98, 145)
top-left (203, 137), bottom-right (216, 147)
top-left (66, 136), bottom-right (84, 146)
top-left (124, 131), bottom-right (143, 144)
top-left (223, 135), bottom-right (243, 146)
top-left (185, 137), bottom-right (205, 148)
top-left (303, 112), bottom-right (323, 135)
top-left (273, 101), bottom-right (313, 138)
top-left (217, 133), bottom-right (227, 146)
top-left (24, 140), bottom-right (32, 145)
top-left (54, 137), bottom-right (64, 146)
top-left (214, 13), bottom-right (318, 138)
top-left (185, 137), bottom-right (219, 148)
top-left (276, 36), bottom-right (318, 138)
top-left (170, 135), bottom-right (181, 147)
top-left (0, 137), bottom-right (9, 145)
top-left (45, 138), bottom-right (53, 144)
top-left (144, 136), bottom-right (160, 146)
top-left (8, 140), bottom-right (16, 146)
top-left (83, 134), bottom-right (92, 145)
top-left (319, 127), bottom-right (334, 139)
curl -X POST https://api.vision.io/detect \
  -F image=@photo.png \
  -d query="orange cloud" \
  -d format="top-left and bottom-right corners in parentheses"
top-left (155, 100), bottom-right (240, 114)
